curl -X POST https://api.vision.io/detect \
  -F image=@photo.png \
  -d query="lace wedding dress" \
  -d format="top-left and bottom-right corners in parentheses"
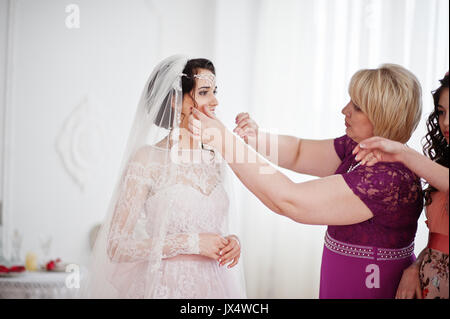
top-left (80, 55), bottom-right (246, 299)
top-left (105, 145), bottom-right (246, 298)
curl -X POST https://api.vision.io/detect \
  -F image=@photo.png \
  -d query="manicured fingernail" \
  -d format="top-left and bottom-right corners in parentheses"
top-left (360, 143), bottom-right (366, 148)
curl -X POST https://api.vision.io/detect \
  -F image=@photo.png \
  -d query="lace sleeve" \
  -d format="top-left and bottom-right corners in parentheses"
top-left (342, 162), bottom-right (421, 216)
top-left (162, 233), bottom-right (200, 259)
top-left (106, 160), bottom-right (201, 263)
top-left (334, 135), bottom-right (357, 161)
top-left (106, 161), bottom-right (152, 263)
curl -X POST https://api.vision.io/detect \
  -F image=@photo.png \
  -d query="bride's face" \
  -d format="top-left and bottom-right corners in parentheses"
top-left (182, 69), bottom-right (218, 122)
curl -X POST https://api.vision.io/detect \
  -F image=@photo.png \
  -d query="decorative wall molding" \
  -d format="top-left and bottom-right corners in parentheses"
top-left (55, 94), bottom-right (110, 191)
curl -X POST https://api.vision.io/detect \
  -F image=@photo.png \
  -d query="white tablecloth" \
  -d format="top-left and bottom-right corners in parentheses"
top-left (0, 271), bottom-right (78, 299)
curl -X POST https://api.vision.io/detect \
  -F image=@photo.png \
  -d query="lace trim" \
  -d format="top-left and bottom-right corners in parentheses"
top-left (107, 157), bottom-right (226, 263)
top-left (162, 233), bottom-right (200, 259)
top-left (186, 233), bottom-right (200, 255)
top-left (126, 161), bottom-right (223, 196)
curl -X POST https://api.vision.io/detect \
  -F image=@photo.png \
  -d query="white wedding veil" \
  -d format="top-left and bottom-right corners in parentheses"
top-left (78, 55), bottom-right (246, 298)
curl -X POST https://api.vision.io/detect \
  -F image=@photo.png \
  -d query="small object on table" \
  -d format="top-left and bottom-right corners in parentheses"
top-left (44, 258), bottom-right (66, 272)
top-left (25, 252), bottom-right (38, 271)
top-left (8, 265), bottom-right (26, 273)
top-left (0, 264), bottom-right (26, 277)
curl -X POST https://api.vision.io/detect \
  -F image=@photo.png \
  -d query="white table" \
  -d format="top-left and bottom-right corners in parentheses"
top-left (0, 271), bottom-right (78, 299)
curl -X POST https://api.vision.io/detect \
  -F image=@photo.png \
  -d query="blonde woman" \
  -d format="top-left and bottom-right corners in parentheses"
top-left (353, 72), bottom-right (449, 299)
top-left (191, 64), bottom-right (423, 298)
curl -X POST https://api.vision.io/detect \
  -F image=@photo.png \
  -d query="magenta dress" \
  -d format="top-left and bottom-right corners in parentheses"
top-left (319, 135), bottom-right (423, 299)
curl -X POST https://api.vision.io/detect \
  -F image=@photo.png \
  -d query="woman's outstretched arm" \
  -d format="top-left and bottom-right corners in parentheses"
top-left (191, 108), bottom-right (373, 225)
top-left (353, 136), bottom-right (449, 193)
top-left (233, 112), bottom-right (341, 177)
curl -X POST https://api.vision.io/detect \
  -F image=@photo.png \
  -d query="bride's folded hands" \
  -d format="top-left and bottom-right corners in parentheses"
top-left (198, 233), bottom-right (229, 261)
top-left (219, 235), bottom-right (241, 269)
top-left (197, 233), bottom-right (241, 268)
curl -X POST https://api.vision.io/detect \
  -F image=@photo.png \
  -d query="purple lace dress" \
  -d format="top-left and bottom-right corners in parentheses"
top-left (319, 135), bottom-right (423, 299)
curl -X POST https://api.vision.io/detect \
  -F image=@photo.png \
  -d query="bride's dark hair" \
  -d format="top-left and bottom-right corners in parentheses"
top-left (181, 58), bottom-right (216, 96)
top-left (422, 73), bottom-right (449, 205)
top-left (153, 58), bottom-right (215, 129)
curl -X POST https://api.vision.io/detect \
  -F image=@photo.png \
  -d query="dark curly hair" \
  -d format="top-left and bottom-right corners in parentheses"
top-left (422, 73), bottom-right (449, 205)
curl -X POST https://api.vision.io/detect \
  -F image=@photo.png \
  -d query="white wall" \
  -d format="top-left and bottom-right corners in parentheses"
top-left (0, 1), bottom-right (7, 196)
top-left (0, 0), bottom-right (8, 247)
top-left (0, 0), bottom-right (216, 266)
top-left (0, 0), bottom-right (448, 299)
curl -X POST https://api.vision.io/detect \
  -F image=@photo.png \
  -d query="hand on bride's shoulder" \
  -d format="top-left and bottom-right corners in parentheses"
top-left (198, 233), bottom-right (229, 261)
top-left (233, 112), bottom-right (258, 146)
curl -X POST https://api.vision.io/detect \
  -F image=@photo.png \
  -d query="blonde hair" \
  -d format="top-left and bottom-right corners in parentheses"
top-left (348, 64), bottom-right (422, 143)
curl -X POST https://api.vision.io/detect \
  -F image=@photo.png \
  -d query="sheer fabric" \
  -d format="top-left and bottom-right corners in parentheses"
top-left (106, 146), bottom-right (244, 298)
top-left (79, 55), bottom-right (246, 298)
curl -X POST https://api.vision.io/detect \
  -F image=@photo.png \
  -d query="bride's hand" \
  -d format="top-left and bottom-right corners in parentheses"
top-left (219, 235), bottom-right (241, 268)
top-left (198, 233), bottom-right (229, 261)
top-left (234, 113), bottom-right (258, 147)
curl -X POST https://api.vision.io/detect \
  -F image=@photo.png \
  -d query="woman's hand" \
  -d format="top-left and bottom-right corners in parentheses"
top-left (189, 106), bottom-right (226, 150)
top-left (352, 136), bottom-right (409, 166)
top-left (219, 235), bottom-right (241, 268)
top-left (234, 113), bottom-right (258, 147)
top-left (395, 264), bottom-right (422, 299)
top-left (198, 233), bottom-right (229, 261)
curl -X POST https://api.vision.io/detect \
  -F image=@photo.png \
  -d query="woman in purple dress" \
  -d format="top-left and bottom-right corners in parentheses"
top-left (189, 64), bottom-right (423, 298)
top-left (353, 72), bottom-right (449, 299)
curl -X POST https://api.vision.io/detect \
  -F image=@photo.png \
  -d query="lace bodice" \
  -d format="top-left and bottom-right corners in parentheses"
top-left (106, 145), bottom-right (230, 263)
top-left (329, 135), bottom-right (423, 248)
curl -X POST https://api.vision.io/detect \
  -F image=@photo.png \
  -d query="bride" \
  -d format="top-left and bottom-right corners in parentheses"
top-left (80, 55), bottom-right (246, 298)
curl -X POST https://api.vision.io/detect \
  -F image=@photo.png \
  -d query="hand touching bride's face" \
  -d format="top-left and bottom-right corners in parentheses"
top-left (181, 68), bottom-right (218, 128)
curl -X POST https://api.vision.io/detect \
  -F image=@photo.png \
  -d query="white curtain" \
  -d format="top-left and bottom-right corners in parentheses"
top-left (1, 0), bottom-right (447, 299)
top-left (214, 0), bottom-right (449, 298)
